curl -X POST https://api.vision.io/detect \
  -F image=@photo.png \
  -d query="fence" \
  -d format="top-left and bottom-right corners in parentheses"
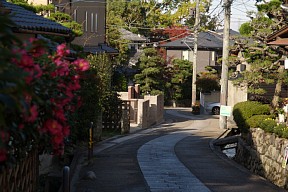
top-left (102, 101), bottom-right (130, 132)
top-left (0, 148), bottom-right (38, 192)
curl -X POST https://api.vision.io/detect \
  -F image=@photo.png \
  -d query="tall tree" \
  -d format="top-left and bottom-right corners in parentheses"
top-left (134, 47), bottom-right (165, 95)
top-left (232, 0), bottom-right (288, 110)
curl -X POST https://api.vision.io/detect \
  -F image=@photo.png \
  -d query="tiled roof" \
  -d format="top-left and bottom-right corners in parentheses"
top-left (160, 32), bottom-right (223, 50)
top-left (83, 44), bottom-right (118, 54)
top-left (1, 0), bottom-right (72, 36)
top-left (215, 29), bottom-right (240, 36)
top-left (119, 28), bottom-right (147, 42)
top-left (99, 43), bottom-right (118, 54)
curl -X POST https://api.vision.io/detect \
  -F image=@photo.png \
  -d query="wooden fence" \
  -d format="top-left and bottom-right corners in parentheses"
top-left (0, 149), bottom-right (38, 192)
top-left (103, 101), bottom-right (130, 132)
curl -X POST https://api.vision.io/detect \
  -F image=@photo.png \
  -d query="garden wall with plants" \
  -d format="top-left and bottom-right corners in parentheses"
top-left (234, 128), bottom-right (288, 189)
top-left (232, 101), bottom-right (288, 189)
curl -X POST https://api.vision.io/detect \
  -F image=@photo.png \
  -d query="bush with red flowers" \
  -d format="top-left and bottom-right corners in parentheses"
top-left (0, 22), bottom-right (89, 166)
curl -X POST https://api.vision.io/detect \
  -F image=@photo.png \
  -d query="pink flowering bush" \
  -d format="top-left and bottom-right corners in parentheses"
top-left (0, 38), bottom-right (89, 165)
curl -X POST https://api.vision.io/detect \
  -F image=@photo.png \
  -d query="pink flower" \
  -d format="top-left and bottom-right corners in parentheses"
top-left (53, 108), bottom-right (66, 122)
top-left (56, 44), bottom-right (70, 56)
top-left (33, 64), bottom-right (43, 79)
top-left (73, 59), bottom-right (90, 71)
top-left (53, 134), bottom-right (64, 145)
top-left (19, 54), bottom-right (34, 67)
top-left (44, 119), bottom-right (63, 135)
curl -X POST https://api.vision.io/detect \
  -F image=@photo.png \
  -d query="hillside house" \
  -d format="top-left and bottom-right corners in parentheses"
top-left (119, 28), bottom-right (147, 66)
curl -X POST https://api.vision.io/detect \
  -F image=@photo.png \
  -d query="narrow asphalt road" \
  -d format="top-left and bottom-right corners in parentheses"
top-left (72, 108), bottom-right (287, 192)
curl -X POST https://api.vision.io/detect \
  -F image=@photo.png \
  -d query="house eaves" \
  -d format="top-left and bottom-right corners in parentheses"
top-left (119, 28), bottom-right (147, 42)
top-left (1, 0), bottom-right (72, 37)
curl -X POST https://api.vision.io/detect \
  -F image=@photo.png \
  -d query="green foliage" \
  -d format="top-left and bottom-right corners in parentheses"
top-left (112, 71), bottom-right (128, 91)
top-left (72, 53), bottom-right (115, 142)
top-left (239, 22), bottom-right (253, 36)
top-left (256, 0), bottom-right (282, 12)
top-left (62, 21), bottom-right (83, 36)
top-left (274, 123), bottom-right (287, 137)
top-left (168, 59), bottom-right (192, 101)
top-left (134, 48), bottom-right (165, 95)
top-left (246, 115), bottom-right (272, 128)
top-left (0, 15), bottom-right (27, 152)
top-left (259, 118), bottom-right (277, 133)
top-left (233, 101), bottom-right (270, 132)
top-left (195, 71), bottom-right (220, 92)
top-left (12, 2), bottom-right (37, 12)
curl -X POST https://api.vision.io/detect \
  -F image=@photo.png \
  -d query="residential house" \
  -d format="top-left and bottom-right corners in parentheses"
top-left (159, 31), bottom-right (223, 73)
top-left (28, 0), bottom-right (118, 54)
top-left (119, 28), bottom-right (147, 66)
top-left (1, 0), bottom-right (72, 41)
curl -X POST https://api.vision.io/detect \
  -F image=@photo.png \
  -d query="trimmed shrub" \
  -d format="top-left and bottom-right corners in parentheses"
top-left (282, 127), bottom-right (288, 139)
top-left (274, 123), bottom-right (287, 137)
top-left (246, 115), bottom-right (272, 128)
top-left (259, 118), bottom-right (277, 133)
top-left (233, 101), bottom-right (270, 132)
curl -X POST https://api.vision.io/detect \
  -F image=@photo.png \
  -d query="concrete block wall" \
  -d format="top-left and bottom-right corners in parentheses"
top-left (138, 99), bottom-right (150, 128)
top-left (118, 86), bottom-right (164, 129)
top-left (227, 80), bottom-right (247, 107)
top-left (144, 94), bottom-right (164, 125)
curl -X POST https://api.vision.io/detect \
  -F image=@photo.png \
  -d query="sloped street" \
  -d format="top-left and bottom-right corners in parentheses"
top-left (72, 108), bottom-right (286, 192)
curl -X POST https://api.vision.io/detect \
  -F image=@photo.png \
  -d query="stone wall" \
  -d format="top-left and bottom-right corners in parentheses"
top-left (234, 128), bottom-right (288, 189)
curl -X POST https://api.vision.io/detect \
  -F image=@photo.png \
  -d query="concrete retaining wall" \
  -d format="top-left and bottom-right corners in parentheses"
top-left (234, 128), bottom-right (288, 189)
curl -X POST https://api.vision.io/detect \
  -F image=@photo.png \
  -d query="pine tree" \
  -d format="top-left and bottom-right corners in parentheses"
top-left (134, 48), bottom-right (165, 95)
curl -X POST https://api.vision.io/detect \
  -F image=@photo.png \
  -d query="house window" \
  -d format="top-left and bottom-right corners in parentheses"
top-left (95, 13), bottom-right (98, 32)
top-left (91, 13), bottom-right (94, 32)
top-left (85, 11), bottom-right (88, 32)
top-left (73, 9), bottom-right (77, 21)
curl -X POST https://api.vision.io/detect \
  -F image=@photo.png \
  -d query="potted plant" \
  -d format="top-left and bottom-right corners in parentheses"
top-left (192, 104), bottom-right (200, 115)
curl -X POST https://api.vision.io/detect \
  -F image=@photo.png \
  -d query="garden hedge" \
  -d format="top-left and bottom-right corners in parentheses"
top-left (233, 101), bottom-right (270, 132)
top-left (246, 115), bottom-right (272, 129)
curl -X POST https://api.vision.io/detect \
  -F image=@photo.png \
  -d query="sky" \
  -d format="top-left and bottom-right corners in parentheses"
top-left (209, 0), bottom-right (258, 31)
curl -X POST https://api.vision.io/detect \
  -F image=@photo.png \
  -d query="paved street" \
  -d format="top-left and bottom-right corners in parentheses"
top-left (71, 108), bottom-right (287, 192)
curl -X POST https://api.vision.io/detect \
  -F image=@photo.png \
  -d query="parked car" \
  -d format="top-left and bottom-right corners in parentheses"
top-left (205, 102), bottom-right (220, 115)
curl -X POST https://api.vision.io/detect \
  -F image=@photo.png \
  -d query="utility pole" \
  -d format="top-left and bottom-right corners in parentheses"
top-left (219, 0), bottom-right (232, 129)
top-left (191, 0), bottom-right (200, 108)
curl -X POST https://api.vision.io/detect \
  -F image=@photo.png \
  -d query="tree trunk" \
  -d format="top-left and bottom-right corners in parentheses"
top-left (271, 65), bottom-right (284, 111)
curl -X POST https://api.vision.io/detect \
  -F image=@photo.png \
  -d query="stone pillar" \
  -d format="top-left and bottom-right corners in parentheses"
top-left (128, 86), bottom-right (134, 99)
top-left (135, 84), bottom-right (140, 99)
